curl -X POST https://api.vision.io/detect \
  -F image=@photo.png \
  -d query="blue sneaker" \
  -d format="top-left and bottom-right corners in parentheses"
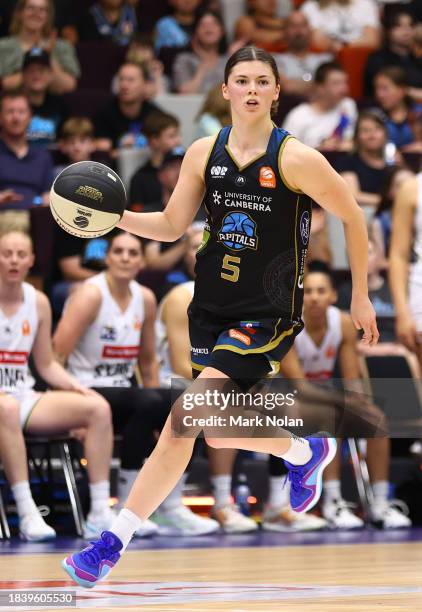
top-left (284, 435), bottom-right (337, 514)
top-left (61, 531), bottom-right (122, 588)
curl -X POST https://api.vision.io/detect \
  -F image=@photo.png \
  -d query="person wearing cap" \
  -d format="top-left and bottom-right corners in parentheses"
top-left (22, 47), bottom-right (68, 147)
top-left (0, 0), bottom-right (80, 94)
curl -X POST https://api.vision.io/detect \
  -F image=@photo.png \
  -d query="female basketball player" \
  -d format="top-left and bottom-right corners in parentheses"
top-left (63, 46), bottom-right (378, 587)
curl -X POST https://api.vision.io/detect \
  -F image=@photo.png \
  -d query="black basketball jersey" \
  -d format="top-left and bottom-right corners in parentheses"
top-left (193, 126), bottom-right (312, 321)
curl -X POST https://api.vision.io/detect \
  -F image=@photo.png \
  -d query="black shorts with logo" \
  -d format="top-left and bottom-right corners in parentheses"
top-left (188, 303), bottom-right (303, 385)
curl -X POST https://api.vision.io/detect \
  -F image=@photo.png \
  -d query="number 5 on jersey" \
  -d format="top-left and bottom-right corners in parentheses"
top-left (221, 254), bottom-right (241, 283)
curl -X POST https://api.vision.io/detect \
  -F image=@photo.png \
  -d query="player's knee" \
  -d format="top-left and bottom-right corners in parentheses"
top-left (0, 395), bottom-right (21, 430)
top-left (86, 396), bottom-right (112, 428)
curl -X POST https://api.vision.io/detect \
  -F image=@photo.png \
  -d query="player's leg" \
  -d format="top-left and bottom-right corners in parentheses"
top-left (0, 393), bottom-right (55, 541)
top-left (321, 439), bottom-right (364, 530)
top-left (366, 437), bottom-right (411, 528)
top-left (26, 390), bottom-right (114, 537)
top-left (208, 447), bottom-right (258, 533)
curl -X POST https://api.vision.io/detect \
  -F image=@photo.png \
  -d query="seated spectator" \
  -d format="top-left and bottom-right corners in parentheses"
top-left (49, 117), bottom-right (108, 316)
top-left (371, 165), bottom-right (415, 261)
top-left (22, 47), bottom-right (68, 147)
top-left (234, 0), bottom-right (289, 53)
top-left (275, 11), bottom-right (332, 97)
top-left (0, 0), bottom-right (80, 94)
top-left (282, 62), bottom-right (357, 149)
top-left (172, 10), bottom-right (229, 95)
top-left (339, 110), bottom-right (390, 209)
top-left (123, 34), bottom-right (170, 98)
top-left (0, 231), bottom-right (115, 541)
top-left (374, 66), bottom-right (422, 149)
top-left (143, 148), bottom-right (191, 276)
top-left (364, 9), bottom-right (422, 99)
top-left (95, 61), bottom-right (161, 152)
top-left (0, 90), bottom-right (53, 235)
top-left (337, 238), bottom-right (396, 342)
top-left (155, 0), bottom-right (202, 53)
top-left (130, 112), bottom-right (182, 213)
top-left (55, 116), bottom-right (97, 175)
top-left (77, 0), bottom-right (138, 46)
top-left (301, 0), bottom-right (380, 53)
top-left (193, 83), bottom-right (231, 139)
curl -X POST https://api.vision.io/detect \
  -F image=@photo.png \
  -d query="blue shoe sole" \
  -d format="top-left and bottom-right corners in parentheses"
top-left (61, 558), bottom-right (110, 589)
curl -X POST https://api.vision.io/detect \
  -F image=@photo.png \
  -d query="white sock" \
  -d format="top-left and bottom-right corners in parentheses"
top-left (277, 437), bottom-right (312, 465)
top-left (110, 508), bottom-right (143, 551)
top-left (11, 481), bottom-right (38, 518)
top-left (118, 469), bottom-right (138, 505)
top-left (89, 480), bottom-right (110, 515)
top-left (160, 474), bottom-right (186, 512)
top-left (372, 480), bottom-right (389, 504)
top-left (267, 476), bottom-right (289, 509)
top-left (211, 474), bottom-right (232, 509)
top-left (323, 479), bottom-right (342, 504)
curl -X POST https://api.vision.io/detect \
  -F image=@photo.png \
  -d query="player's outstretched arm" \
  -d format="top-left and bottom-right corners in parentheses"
top-left (283, 139), bottom-right (379, 346)
top-left (117, 137), bottom-right (212, 242)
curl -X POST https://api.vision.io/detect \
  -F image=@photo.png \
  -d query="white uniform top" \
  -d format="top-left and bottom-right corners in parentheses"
top-left (0, 282), bottom-right (37, 397)
top-left (156, 281), bottom-right (194, 387)
top-left (294, 305), bottom-right (342, 380)
top-left (67, 272), bottom-right (145, 387)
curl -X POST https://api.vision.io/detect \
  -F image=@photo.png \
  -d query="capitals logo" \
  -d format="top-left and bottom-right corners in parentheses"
top-left (300, 210), bottom-right (310, 246)
top-left (218, 212), bottom-right (258, 251)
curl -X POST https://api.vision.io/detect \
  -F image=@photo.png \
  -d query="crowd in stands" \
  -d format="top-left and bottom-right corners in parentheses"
top-left (0, 0), bottom-right (421, 540)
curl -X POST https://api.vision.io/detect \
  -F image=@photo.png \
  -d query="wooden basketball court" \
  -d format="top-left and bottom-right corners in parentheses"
top-left (1, 539), bottom-right (422, 610)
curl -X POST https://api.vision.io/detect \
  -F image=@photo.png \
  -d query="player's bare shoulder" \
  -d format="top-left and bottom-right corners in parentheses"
top-left (34, 289), bottom-right (51, 318)
top-left (281, 138), bottom-right (327, 192)
top-left (184, 135), bottom-right (218, 180)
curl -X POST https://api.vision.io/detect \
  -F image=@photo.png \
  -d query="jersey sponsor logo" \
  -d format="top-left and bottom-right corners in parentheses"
top-left (102, 345), bottom-right (139, 359)
top-left (192, 347), bottom-right (209, 354)
top-left (133, 318), bottom-right (142, 331)
top-left (0, 350), bottom-right (29, 364)
top-left (0, 367), bottom-right (26, 388)
top-left (259, 166), bottom-right (276, 188)
top-left (325, 345), bottom-right (336, 359)
top-left (223, 192), bottom-right (272, 213)
top-left (100, 326), bottom-right (117, 341)
top-left (22, 320), bottom-right (31, 336)
top-left (218, 212), bottom-right (258, 251)
top-left (300, 210), bottom-right (310, 245)
top-left (235, 175), bottom-right (246, 186)
top-left (210, 165), bottom-right (228, 178)
top-left (229, 329), bottom-right (251, 346)
top-left (94, 362), bottom-right (133, 379)
top-left (213, 190), bottom-right (222, 205)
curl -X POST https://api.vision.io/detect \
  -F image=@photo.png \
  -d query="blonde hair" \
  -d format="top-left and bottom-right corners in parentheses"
top-left (197, 84), bottom-right (231, 125)
top-left (61, 117), bottom-right (95, 140)
top-left (10, 0), bottom-right (55, 38)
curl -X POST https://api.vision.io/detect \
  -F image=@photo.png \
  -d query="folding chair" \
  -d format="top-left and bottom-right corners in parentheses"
top-left (25, 435), bottom-right (86, 537)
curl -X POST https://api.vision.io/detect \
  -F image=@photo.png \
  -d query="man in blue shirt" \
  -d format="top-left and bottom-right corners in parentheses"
top-left (0, 90), bottom-right (53, 234)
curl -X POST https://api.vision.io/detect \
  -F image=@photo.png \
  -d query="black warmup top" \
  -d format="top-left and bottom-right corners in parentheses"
top-left (192, 126), bottom-right (312, 321)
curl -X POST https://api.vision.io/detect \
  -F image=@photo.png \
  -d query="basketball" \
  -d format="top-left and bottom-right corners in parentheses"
top-left (49, 161), bottom-right (126, 238)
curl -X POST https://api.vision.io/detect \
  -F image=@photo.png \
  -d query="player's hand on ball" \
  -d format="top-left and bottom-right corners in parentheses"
top-left (351, 294), bottom-right (379, 346)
